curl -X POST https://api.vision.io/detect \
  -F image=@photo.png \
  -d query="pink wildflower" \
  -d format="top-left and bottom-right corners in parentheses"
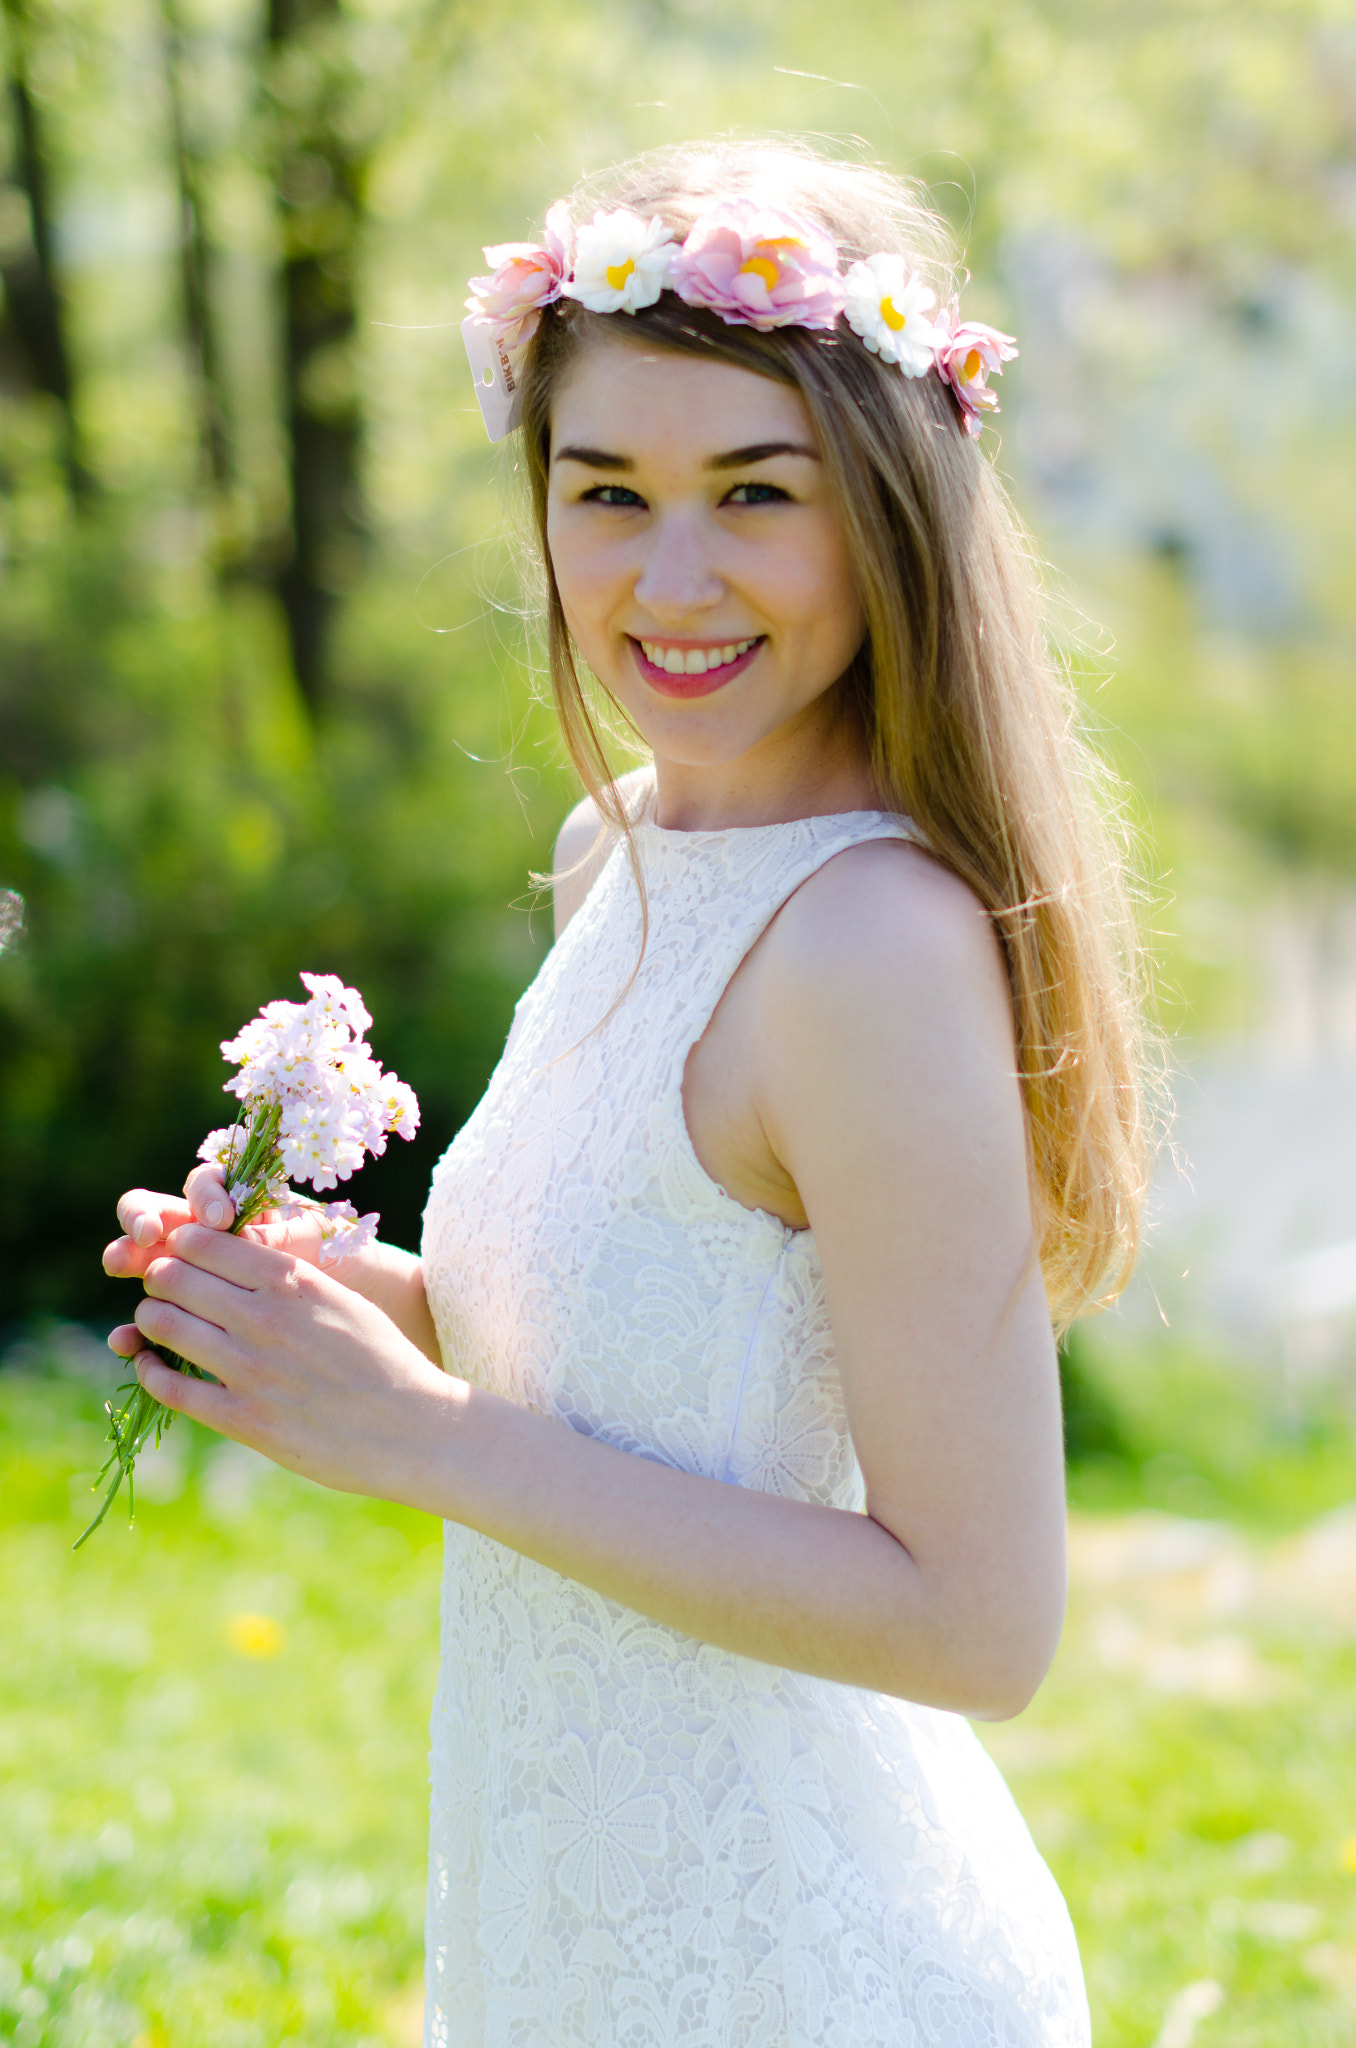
top-left (78, 972), bottom-right (420, 1547)
top-left (273, 1194), bottom-right (380, 1265)
top-left (671, 202), bottom-right (845, 332)
top-left (934, 313), bottom-right (1019, 437)
top-left (465, 200), bottom-right (572, 346)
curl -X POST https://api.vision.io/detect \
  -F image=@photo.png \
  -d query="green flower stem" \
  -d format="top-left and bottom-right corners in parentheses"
top-left (74, 1103), bottom-right (284, 1551)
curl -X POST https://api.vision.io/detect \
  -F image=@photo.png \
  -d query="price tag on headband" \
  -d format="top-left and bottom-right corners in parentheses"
top-left (461, 316), bottom-right (522, 443)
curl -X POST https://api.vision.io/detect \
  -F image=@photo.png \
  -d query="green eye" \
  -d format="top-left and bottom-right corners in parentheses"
top-left (583, 485), bottom-right (645, 507)
top-left (726, 482), bottom-right (791, 505)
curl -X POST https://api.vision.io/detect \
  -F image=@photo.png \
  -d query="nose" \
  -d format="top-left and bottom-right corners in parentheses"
top-left (632, 509), bottom-right (724, 619)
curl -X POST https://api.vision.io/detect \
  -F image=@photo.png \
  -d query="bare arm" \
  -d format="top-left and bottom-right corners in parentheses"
top-left (116, 844), bottom-right (1064, 1719)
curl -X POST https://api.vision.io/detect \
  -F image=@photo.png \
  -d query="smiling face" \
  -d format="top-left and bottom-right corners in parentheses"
top-left (544, 334), bottom-right (872, 826)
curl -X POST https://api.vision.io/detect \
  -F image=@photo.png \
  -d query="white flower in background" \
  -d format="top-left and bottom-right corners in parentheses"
top-left (842, 255), bottom-right (940, 376)
top-left (197, 1126), bottom-right (242, 1171)
top-left (562, 209), bottom-right (676, 314)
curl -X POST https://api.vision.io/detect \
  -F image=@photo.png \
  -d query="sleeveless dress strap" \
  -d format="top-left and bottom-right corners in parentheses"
top-left (639, 810), bottom-right (926, 1235)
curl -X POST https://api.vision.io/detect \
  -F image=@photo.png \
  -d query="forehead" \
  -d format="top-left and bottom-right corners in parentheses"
top-left (549, 335), bottom-right (815, 465)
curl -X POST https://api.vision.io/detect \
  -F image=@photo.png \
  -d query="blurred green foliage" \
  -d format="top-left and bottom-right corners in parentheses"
top-left (1, 0), bottom-right (1353, 1328)
top-left (0, 1356), bottom-right (439, 2046)
top-left (0, 531), bottom-right (562, 1320)
top-left (2, 8), bottom-right (1355, 2045)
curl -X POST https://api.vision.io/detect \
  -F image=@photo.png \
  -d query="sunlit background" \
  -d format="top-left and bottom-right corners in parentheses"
top-left (2, 2), bottom-right (1355, 2043)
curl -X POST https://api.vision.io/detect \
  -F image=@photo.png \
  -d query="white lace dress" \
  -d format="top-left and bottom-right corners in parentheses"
top-left (420, 806), bottom-right (1091, 2048)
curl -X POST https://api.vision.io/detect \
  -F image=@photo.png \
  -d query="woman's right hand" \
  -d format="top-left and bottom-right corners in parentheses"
top-left (104, 1167), bottom-right (327, 1284)
top-left (103, 1167), bottom-right (334, 1365)
top-left (104, 1166), bottom-right (440, 1367)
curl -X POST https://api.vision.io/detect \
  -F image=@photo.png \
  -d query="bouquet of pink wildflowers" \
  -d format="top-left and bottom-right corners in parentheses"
top-left (77, 973), bottom-right (419, 1548)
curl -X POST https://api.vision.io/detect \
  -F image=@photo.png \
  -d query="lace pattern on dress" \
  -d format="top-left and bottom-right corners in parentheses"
top-left (420, 807), bottom-right (1090, 2046)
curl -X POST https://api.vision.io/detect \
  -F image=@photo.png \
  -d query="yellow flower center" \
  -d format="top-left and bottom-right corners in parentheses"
top-left (740, 256), bottom-right (780, 289)
top-left (879, 295), bottom-right (907, 332)
top-left (962, 348), bottom-right (983, 382)
top-left (606, 257), bottom-right (636, 292)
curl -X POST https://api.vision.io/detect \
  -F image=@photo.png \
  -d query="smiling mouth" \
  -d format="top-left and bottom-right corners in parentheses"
top-left (629, 636), bottom-right (764, 698)
top-left (638, 637), bottom-right (760, 677)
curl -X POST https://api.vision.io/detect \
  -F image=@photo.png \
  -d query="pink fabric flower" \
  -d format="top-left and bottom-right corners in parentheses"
top-left (671, 202), bottom-right (845, 332)
top-left (466, 200), bottom-right (572, 347)
top-left (934, 312), bottom-right (1019, 437)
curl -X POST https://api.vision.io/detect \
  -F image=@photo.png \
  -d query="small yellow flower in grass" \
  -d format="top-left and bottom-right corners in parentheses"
top-left (1342, 1835), bottom-right (1356, 1872)
top-left (227, 1612), bottom-right (286, 1658)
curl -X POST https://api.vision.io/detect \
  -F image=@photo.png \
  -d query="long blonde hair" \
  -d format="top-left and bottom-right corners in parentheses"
top-left (513, 139), bottom-right (1156, 1331)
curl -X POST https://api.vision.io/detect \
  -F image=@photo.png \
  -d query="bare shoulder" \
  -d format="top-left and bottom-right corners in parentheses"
top-left (748, 834), bottom-right (1028, 1241)
top-left (762, 836), bottom-right (1012, 1050)
top-left (552, 767), bottom-right (651, 939)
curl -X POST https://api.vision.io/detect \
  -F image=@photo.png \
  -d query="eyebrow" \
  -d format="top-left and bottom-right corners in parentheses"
top-left (553, 440), bottom-right (820, 472)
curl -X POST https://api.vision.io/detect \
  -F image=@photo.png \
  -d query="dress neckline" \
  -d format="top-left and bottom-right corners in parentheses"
top-left (635, 807), bottom-right (903, 844)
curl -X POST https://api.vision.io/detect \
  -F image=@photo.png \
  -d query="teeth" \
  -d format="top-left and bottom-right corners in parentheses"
top-left (639, 637), bottom-right (758, 675)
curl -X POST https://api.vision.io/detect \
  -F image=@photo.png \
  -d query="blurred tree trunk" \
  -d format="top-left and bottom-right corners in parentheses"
top-left (0, 0), bottom-right (90, 500)
top-left (159, 0), bottom-right (231, 507)
top-left (264, 0), bottom-right (367, 717)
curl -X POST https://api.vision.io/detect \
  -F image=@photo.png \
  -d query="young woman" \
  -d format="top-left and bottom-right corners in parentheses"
top-left (107, 141), bottom-right (1149, 2046)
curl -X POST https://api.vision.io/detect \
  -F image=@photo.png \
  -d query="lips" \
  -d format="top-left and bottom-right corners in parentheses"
top-left (629, 636), bottom-right (764, 698)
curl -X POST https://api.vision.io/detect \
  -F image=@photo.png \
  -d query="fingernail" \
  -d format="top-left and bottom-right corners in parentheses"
top-left (133, 1218), bottom-right (158, 1246)
top-left (206, 1201), bottom-right (227, 1227)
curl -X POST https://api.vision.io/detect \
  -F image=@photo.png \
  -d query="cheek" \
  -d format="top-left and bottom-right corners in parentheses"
top-left (783, 523), bottom-right (864, 662)
top-left (546, 513), bottom-right (620, 630)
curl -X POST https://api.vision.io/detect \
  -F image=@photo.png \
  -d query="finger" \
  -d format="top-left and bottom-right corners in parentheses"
top-left (185, 1164), bottom-right (236, 1231)
top-left (143, 1251), bottom-right (262, 1338)
top-left (134, 1293), bottom-right (243, 1382)
top-left (241, 1213), bottom-right (324, 1262)
top-left (104, 1235), bottom-right (158, 1279)
top-left (116, 1189), bottom-right (193, 1250)
top-left (133, 1349), bottom-right (237, 1434)
top-left (108, 1322), bottom-right (143, 1359)
top-left (163, 1219), bottom-right (306, 1290)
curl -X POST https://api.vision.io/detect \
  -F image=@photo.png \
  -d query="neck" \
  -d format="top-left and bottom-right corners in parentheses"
top-left (648, 703), bottom-right (881, 834)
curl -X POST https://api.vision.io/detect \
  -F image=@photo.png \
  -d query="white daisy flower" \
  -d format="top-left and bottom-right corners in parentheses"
top-left (842, 255), bottom-right (940, 377)
top-left (562, 208), bottom-right (676, 315)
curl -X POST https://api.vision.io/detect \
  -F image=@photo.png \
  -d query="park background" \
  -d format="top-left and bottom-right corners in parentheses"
top-left (2, 0), bottom-right (1356, 2042)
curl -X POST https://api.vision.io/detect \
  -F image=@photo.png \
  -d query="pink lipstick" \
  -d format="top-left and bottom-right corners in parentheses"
top-left (629, 636), bottom-right (764, 700)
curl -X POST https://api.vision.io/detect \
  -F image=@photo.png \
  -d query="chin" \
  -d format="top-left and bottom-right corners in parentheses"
top-left (643, 725), bottom-right (778, 772)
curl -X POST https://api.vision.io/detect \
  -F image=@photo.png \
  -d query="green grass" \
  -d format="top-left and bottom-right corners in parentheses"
top-left (0, 1367), bottom-right (439, 2048)
top-left (987, 1520), bottom-right (1356, 2046)
top-left (4, 1348), bottom-right (1356, 2046)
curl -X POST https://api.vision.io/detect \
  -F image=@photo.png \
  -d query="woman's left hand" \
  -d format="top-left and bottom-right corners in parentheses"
top-left (108, 1222), bottom-right (454, 1499)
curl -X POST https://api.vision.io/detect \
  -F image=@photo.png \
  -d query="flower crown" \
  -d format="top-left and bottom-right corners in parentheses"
top-left (460, 197), bottom-right (1017, 446)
